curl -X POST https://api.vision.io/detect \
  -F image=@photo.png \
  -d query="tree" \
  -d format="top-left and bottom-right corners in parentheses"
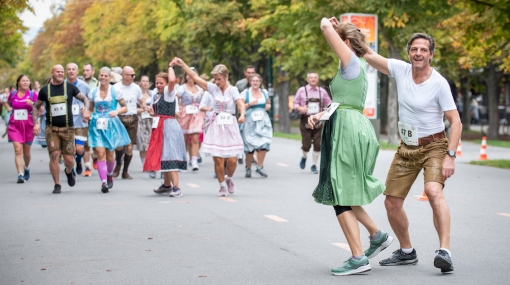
top-left (441, 0), bottom-right (510, 139)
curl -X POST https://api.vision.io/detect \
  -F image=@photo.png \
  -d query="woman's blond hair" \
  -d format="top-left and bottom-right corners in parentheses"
top-left (211, 64), bottom-right (229, 78)
top-left (334, 22), bottom-right (369, 57)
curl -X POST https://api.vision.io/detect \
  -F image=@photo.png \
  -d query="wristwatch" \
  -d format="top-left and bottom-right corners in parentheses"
top-left (446, 150), bottom-right (456, 158)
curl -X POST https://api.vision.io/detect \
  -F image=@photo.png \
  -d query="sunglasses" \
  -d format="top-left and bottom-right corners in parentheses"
top-left (128, 74), bottom-right (136, 78)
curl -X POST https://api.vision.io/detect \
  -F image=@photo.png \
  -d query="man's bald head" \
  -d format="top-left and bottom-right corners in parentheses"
top-left (121, 66), bottom-right (136, 85)
top-left (52, 65), bottom-right (65, 84)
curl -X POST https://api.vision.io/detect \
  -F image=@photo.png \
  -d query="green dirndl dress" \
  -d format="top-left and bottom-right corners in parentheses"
top-left (312, 58), bottom-right (385, 206)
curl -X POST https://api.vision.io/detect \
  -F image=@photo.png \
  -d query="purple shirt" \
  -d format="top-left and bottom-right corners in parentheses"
top-left (293, 84), bottom-right (331, 115)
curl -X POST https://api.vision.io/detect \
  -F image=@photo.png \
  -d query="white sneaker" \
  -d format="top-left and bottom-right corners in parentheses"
top-left (191, 162), bottom-right (199, 171)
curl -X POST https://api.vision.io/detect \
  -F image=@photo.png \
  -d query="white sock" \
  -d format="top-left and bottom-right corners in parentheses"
top-left (24, 165), bottom-right (30, 170)
top-left (220, 181), bottom-right (227, 187)
top-left (401, 248), bottom-right (413, 254)
top-left (191, 156), bottom-right (198, 163)
top-left (101, 179), bottom-right (107, 183)
top-left (84, 162), bottom-right (91, 168)
top-left (302, 150), bottom-right (308, 158)
top-left (312, 151), bottom-right (320, 165)
top-left (225, 175), bottom-right (232, 181)
top-left (19, 172), bottom-right (24, 176)
top-left (440, 248), bottom-right (451, 257)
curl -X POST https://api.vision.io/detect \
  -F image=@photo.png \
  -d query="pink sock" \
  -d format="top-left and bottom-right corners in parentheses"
top-left (107, 161), bottom-right (115, 175)
top-left (97, 160), bottom-right (107, 182)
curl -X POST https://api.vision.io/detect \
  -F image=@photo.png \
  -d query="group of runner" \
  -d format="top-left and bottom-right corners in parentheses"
top-left (2, 60), bottom-right (274, 197)
top-left (1, 17), bottom-right (461, 277)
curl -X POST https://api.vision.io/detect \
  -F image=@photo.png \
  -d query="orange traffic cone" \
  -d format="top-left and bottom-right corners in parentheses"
top-left (416, 190), bottom-right (428, 201)
top-left (456, 139), bottom-right (463, 156)
top-left (478, 136), bottom-right (488, 160)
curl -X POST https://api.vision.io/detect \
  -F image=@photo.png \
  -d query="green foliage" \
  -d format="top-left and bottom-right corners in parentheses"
top-left (471, 140), bottom-right (510, 149)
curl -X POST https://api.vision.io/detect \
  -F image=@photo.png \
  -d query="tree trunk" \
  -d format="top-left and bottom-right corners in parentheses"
top-left (379, 72), bottom-right (388, 135)
top-left (277, 66), bottom-right (290, 133)
top-left (485, 63), bottom-right (503, 140)
top-left (460, 70), bottom-right (470, 131)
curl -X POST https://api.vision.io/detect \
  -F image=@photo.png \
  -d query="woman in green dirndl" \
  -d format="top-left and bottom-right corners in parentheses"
top-left (308, 17), bottom-right (393, 276)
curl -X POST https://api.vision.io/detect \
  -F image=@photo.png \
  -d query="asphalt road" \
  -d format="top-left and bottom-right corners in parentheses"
top-left (1, 129), bottom-right (509, 284)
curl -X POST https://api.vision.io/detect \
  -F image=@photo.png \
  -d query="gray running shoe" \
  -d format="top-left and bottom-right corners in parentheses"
top-left (364, 230), bottom-right (394, 259)
top-left (169, 186), bottom-right (182, 197)
top-left (149, 171), bottom-right (156, 179)
top-left (154, 184), bottom-right (172, 194)
top-left (218, 186), bottom-right (228, 197)
top-left (226, 178), bottom-right (235, 194)
top-left (332, 256), bottom-right (371, 276)
top-left (434, 249), bottom-right (454, 273)
top-left (255, 167), bottom-right (268, 177)
top-left (379, 249), bottom-right (418, 266)
top-left (245, 168), bottom-right (252, 178)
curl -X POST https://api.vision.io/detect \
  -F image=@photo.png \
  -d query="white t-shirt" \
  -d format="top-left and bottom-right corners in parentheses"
top-left (388, 59), bottom-right (457, 138)
top-left (199, 82), bottom-right (241, 114)
top-left (114, 82), bottom-right (143, 115)
top-left (88, 85), bottom-right (124, 103)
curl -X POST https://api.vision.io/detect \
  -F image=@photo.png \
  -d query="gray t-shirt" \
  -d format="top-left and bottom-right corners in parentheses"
top-left (340, 51), bottom-right (361, 80)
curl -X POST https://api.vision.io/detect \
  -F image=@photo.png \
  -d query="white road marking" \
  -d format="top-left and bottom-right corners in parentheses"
top-left (277, 163), bottom-right (289, 167)
top-left (264, 215), bottom-right (288, 222)
top-left (220, 197), bottom-right (237, 203)
top-left (498, 213), bottom-right (510, 217)
top-left (332, 243), bottom-right (351, 252)
top-left (186, 183), bottom-right (200, 188)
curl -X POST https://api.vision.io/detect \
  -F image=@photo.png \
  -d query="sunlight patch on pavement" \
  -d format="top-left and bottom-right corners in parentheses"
top-left (332, 243), bottom-right (351, 252)
top-left (264, 215), bottom-right (288, 222)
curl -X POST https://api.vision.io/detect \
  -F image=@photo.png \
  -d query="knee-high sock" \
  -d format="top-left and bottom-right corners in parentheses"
top-left (107, 161), bottom-right (115, 175)
top-left (123, 154), bottom-right (133, 173)
top-left (312, 151), bottom-right (320, 165)
top-left (115, 149), bottom-right (123, 166)
top-left (97, 160), bottom-right (107, 183)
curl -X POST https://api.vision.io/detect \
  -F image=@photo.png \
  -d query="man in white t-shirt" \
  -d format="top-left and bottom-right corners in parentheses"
top-left (364, 33), bottom-right (461, 273)
top-left (113, 66), bottom-right (149, 179)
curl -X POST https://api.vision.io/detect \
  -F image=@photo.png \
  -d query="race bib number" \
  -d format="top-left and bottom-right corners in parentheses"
top-left (307, 102), bottom-right (320, 115)
top-left (186, 105), bottom-right (199, 115)
top-left (141, 111), bottom-right (152, 119)
top-left (217, 112), bottom-right (232, 125)
top-left (398, 122), bottom-right (419, 146)
top-left (14, 109), bottom-right (28, 121)
top-left (72, 104), bottom-right (80, 116)
top-left (319, 103), bottom-right (340, 121)
top-left (51, 103), bottom-right (66, 117)
top-left (96, 118), bottom-right (108, 130)
top-left (152, 116), bottom-right (160, 129)
top-left (251, 110), bottom-right (264, 121)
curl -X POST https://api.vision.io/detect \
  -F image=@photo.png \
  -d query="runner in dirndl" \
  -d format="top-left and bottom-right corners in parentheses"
top-left (143, 67), bottom-right (187, 198)
top-left (171, 57), bottom-right (245, 197)
top-left (88, 67), bottom-right (131, 193)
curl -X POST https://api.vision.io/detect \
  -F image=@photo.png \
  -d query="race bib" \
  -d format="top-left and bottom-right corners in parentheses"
top-left (14, 109), bottom-right (28, 121)
top-left (217, 112), bottom-right (232, 125)
top-left (319, 103), bottom-right (340, 121)
top-left (96, 118), bottom-right (108, 130)
top-left (51, 103), bottom-right (66, 117)
top-left (251, 110), bottom-right (264, 121)
top-left (72, 104), bottom-right (80, 116)
top-left (307, 102), bottom-right (320, 115)
top-left (152, 116), bottom-right (160, 129)
top-left (186, 105), bottom-right (199, 115)
top-left (398, 122), bottom-right (419, 146)
top-left (141, 111), bottom-right (152, 119)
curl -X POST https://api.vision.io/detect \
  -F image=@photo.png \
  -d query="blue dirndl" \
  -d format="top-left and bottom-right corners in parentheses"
top-left (88, 87), bottom-right (131, 150)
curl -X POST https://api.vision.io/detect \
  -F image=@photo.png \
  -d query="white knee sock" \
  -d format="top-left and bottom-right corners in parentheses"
top-left (302, 150), bottom-right (308, 159)
top-left (312, 151), bottom-right (320, 165)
